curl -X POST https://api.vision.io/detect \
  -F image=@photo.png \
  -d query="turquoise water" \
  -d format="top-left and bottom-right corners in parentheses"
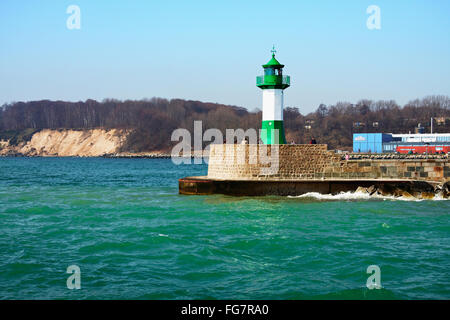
top-left (0, 157), bottom-right (449, 300)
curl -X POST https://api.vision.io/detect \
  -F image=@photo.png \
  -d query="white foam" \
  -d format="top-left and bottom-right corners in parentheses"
top-left (287, 191), bottom-right (447, 201)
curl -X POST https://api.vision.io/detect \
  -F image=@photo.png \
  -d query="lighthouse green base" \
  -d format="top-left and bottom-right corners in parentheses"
top-left (261, 120), bottom-right (287, 144)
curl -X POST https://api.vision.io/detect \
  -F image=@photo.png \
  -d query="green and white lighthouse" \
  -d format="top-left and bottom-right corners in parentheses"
top-left (256, 47), bottom-right (290, 144)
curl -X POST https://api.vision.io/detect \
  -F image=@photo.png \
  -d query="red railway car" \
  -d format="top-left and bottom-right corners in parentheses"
top-left (396, 145), bottom-right (450, 154)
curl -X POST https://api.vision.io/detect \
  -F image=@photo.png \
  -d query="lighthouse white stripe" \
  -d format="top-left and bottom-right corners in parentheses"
top-left (262, 89), bottom-right (283, 121)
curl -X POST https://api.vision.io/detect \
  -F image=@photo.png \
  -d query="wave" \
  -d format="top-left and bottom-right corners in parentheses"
top-left (287, 190), bottom-right (448, 201)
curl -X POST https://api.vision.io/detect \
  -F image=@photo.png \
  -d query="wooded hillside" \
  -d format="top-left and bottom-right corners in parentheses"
top-left (1, 95), bottom-right (449, 152)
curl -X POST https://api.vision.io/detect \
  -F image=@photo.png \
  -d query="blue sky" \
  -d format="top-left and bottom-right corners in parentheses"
top-left (1, 0), bottom-right (449, 113)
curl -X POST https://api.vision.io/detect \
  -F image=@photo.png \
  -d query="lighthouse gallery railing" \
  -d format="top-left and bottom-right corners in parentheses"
top-left (256, 75), bottom-right (290, 86)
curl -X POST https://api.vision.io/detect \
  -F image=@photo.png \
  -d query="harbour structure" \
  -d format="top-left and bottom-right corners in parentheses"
top-left (353, 133), bottom-right (450, 154)
top-left (179, 49), bottom-right (450, 197)
top-left (256, 47), bottom-right (290, 144)
top-left (180, 143), bottom-right (449, 196)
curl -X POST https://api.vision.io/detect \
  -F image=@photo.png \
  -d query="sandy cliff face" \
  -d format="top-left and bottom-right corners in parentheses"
top-left (0, 129), bottom-right (129, 156)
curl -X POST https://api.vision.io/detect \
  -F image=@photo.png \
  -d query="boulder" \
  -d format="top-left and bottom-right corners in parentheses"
top-left (355, 186), bottom-right (369, 194)
top-left (420, 192), bottom-right (435, 200)
top-left (442, 182), bottom-right (450, 193)
top-left (367, 185), bottom-right (377, 195)
top-left (399, 190), bottom-right (415, 199)
top-left (377, 184), bottom-right (396, 197)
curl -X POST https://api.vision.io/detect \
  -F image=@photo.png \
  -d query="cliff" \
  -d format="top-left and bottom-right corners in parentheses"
top-left (0, 129), bottom-right (129, 157)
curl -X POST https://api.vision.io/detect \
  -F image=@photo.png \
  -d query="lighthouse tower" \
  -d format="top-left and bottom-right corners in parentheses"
top-left (256, 47), bottom-right (290, 144)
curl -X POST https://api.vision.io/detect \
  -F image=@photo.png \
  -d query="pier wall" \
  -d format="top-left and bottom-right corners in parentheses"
top-left (207, 144), bottom-right (450, 183)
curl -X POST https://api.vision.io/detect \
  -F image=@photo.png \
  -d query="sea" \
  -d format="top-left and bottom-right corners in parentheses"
top-left (0, 157), bottom-right (448, 299)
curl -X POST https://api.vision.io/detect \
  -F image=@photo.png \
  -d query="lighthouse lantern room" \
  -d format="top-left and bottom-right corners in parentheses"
top-left (256, 47), bottom-right (290, 144)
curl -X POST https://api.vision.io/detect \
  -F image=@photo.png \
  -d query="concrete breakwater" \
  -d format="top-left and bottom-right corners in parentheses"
top-left (179, 144), bottom-right (450, 198)
top-left (179, 177), bottom-right (449, 199)
top-left (103, 150), bottom-right (206, 159)
top-left (103, 152), bottom-right (172, 159)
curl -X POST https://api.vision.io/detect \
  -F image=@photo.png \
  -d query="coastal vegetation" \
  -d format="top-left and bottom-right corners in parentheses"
top-left (0, 95), bottom-right (449, 153)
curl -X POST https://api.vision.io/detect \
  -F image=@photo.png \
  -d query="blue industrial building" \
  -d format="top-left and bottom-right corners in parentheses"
top-left (353, 133), bottom-right (450, 153)
top-left (352, 133), bottom-right (393, 153)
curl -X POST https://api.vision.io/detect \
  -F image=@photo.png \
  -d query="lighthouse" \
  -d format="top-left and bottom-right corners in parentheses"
top-left (256, 47), bottom-right (290, 144)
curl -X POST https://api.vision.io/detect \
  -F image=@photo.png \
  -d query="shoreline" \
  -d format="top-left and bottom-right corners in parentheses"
top-left (0, 153), bottom-right (204, 159)
top-left (1, 152), bottom-right (449, 160)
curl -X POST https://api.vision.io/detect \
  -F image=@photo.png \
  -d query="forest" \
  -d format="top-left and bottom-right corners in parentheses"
top-left (0, 95), bottom-right (449, 152)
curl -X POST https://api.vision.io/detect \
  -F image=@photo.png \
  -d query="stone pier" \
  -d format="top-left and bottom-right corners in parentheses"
top-left (179, 144), bottom-right (450, 196)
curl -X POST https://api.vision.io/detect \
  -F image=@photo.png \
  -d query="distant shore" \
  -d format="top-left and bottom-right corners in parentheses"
top-left (0, 152), bottom-right (205, 159)
top-left (1, 151), bottom-right (448, 160)
top-left (103, 153), bottom-right (206, 159)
